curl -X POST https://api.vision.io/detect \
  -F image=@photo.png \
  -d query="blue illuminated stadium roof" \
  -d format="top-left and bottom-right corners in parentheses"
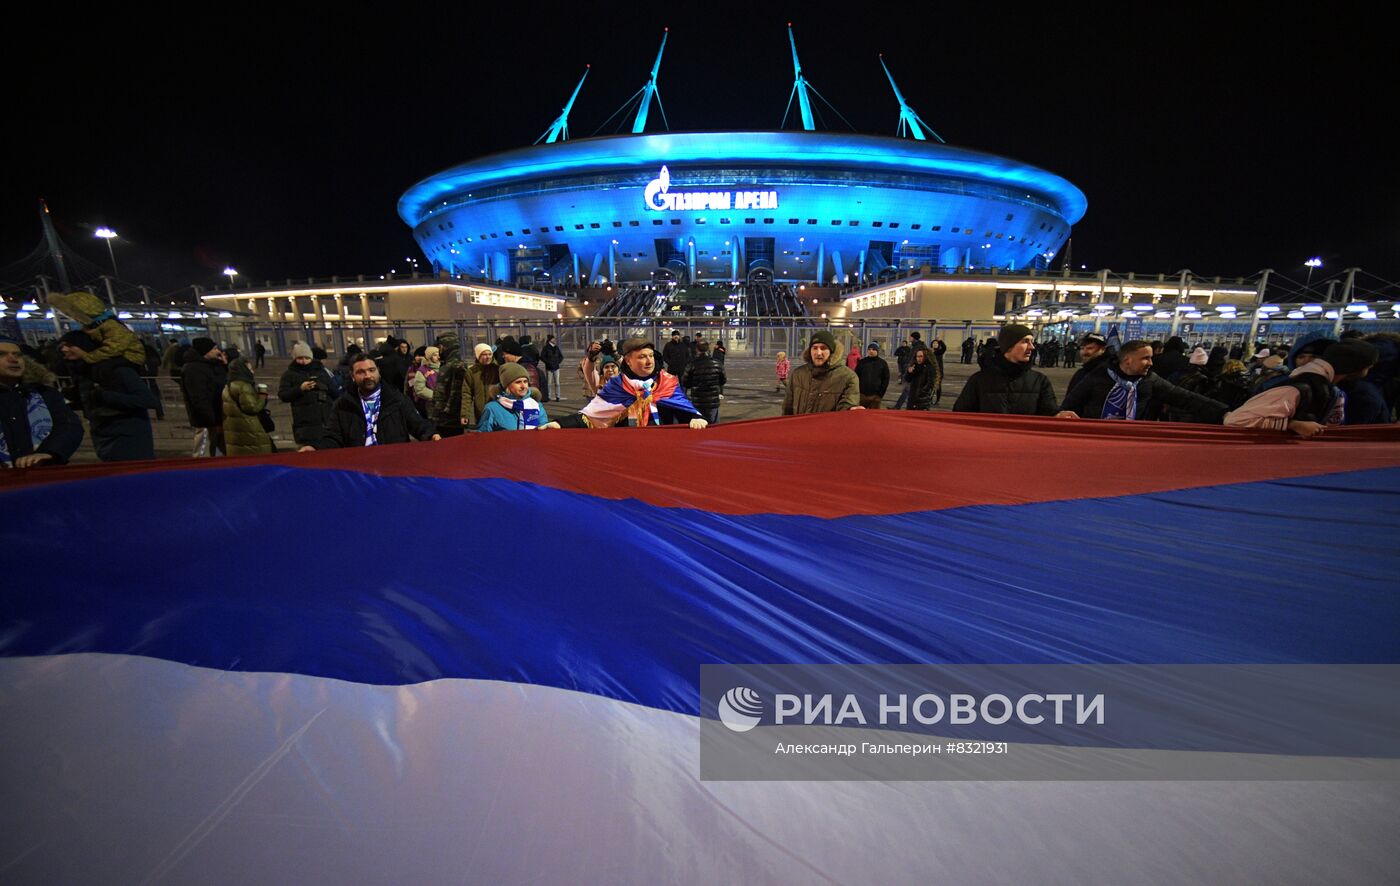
top-left (398, 131), bottom-right (1086, 228)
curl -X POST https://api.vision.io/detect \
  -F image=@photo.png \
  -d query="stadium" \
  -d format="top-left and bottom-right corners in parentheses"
top-left (398, 29), bottom-right (1086, 299)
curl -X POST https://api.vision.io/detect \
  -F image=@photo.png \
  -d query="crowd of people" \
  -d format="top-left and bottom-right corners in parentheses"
top-left (946, 325), bottom-right (1396, 436)
top-left (4, 310), bottom-right (1398, 468)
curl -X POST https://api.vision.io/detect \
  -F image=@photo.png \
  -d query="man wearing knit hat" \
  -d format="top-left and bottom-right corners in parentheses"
top-left (855, 342), bottom-right (891, 409)
top-left (181, 336), bottom-right (227, 457)
top-left (1226, 339), bottom-right (1380, 436)
top-left (662, 330), bottom-right (691, 380)
top-left (783, 330), bottom-right (860, 415)
top-left (952, 324), bottom-right (1058, 415)
top-left (495, 335), bottom-right (542, 394)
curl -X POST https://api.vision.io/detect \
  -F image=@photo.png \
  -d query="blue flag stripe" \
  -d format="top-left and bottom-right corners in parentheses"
top-left (4, 466), bottom-right (1398, 713)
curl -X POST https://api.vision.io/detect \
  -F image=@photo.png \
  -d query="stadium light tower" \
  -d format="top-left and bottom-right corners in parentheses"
top-left (95, 227), bottom-right (119, 277)
top-left (223, 266), bottom-right (238, 290)
top-left (1304, 257), bottom-right (1322, 290)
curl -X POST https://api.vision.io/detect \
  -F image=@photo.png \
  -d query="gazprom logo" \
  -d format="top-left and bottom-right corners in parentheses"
top-left (643, 166), bottom-right (778, 212)
top-left (718, 686), bottom-right (765, 733)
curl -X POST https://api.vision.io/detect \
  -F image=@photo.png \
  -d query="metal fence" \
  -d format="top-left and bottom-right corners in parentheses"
top-left (222, 318), bottom-right (1010, 361)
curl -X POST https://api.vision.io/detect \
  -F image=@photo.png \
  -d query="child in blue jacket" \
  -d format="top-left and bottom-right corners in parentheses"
top-left (477, 362), bottom-right (560, 431)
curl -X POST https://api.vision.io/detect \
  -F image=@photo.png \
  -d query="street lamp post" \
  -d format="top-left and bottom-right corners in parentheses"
top-left (95, 227), bottom-right (119, 277)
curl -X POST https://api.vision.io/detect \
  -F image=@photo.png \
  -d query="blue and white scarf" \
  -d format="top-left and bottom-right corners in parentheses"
top-left (1100, 367), bottom-right (1142, 421)
top-left (360, 388), bottom-right (383, 446)
top-left (0, 389), bottom-right (54, 466)
top-left (497, 393), bottom-right (543, 429)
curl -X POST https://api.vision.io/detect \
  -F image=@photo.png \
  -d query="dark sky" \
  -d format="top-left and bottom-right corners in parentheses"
top-left (6, 8), bottom-right (1394, 297)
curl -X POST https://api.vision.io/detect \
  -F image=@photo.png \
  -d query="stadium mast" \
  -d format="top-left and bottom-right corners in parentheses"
top-left (880, 55), bottom-right (944, 143)
top-left (537, 65), bottom-right (590, 144)
top-left (632, 29), bottom-right (669, 134)
top-left (39, 199), bottom-right (73, 292)
top-left (787, 24), bottom-right (816, 131)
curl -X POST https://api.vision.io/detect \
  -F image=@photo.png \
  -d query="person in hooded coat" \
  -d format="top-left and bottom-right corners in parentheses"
top-left (222, 357), bottom-right (274, 455)
top-left (429, 332), bottom-right (472, 437)
top-left (783, 331), bottom-right (860, 415)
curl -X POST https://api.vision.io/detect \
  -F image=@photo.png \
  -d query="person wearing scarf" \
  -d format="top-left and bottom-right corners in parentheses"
top-left (1057, 340), bottom-right (1229, 423)
top-left (559, 338), bottom-right (707, 429)
top-left (476, 363), bottom-right (559, 431)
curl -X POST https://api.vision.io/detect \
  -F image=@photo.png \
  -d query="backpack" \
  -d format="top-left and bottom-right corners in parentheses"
top-left (1207, 374), bottom-right (1253, 411)
top-left (1280, 374), bottom-right (1338, 424)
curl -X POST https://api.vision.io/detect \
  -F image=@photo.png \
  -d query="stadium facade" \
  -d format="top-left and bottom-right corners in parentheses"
top-left (398, 30), bottom-right (1086, 291)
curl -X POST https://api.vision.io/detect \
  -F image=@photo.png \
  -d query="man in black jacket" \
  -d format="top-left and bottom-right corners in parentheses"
top-left (855, 343), bottom-right (891, 409)
top-left (1057, 340), bottom-right (1229, 423)
top-left (376, 339), bottom-right (413, 395)
top-left (662, 331), bottom-right (690, 380)
top-left (539, 334), bottom-right (564, 403)
top-left (680, 341), bottom-right (726, 424)
top-left (1065, 333), bottom-right (1112, 397)
top-left (892, 336), bottom-right (913, 409)
top-left (1152, 336), bottom-right (1190, 384)
top-left (303, 354), bottom-right (440, 450)
top-left (952, 324), bottom-right (1058, 416)
top-left (181, 337), bottom-right (227, 457)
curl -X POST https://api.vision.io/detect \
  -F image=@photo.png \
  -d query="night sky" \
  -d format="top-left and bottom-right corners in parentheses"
top-left (6, 9), bottom-right (1393, 298)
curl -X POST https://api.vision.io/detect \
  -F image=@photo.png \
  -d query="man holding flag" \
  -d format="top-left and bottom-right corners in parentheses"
top-left (562, 337), bottom-right (708, 429)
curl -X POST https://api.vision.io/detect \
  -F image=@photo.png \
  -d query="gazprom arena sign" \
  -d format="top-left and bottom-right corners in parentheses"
top-left (644, 165), bottom-right (779, 212)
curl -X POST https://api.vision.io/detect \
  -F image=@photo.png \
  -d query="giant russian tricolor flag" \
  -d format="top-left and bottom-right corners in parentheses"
top-left (3, 413), bottom-right (1399, 884)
